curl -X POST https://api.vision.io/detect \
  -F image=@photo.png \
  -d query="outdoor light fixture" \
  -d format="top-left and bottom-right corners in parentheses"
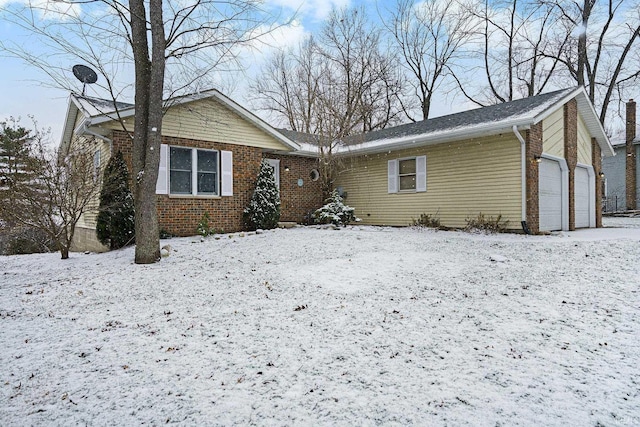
top-left (599, 171), bottom-right (605, 178)
top-left (532, 155), bottom-right (542, 164)
top-left (284, 165), bottom-right (290, 172)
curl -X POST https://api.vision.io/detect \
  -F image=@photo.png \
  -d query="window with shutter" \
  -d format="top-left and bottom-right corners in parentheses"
top-left (389, 156), bottom-right (427, 193)
top-left (166, 146), bottom-right (223, 196)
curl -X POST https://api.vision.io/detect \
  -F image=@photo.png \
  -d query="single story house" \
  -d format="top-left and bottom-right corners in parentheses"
top-left (60, 86), bottom-right (613, 251)
top-left (329, 86), bottom-right (614, 233)
top-left (60, 89), bottom-right (322, 252)
top-left (601, 99), bottom-right (639, 212)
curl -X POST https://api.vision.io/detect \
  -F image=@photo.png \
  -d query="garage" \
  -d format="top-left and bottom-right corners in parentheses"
top-left (574, 165), bottom-right (592, 228)
top-left (539, 158), bottom-right (564, 231)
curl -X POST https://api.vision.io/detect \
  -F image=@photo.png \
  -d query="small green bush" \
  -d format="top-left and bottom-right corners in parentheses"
top-left (464, 213), bottom-right (509, 233)
top-left (196, 212), bottom-right (216, 237)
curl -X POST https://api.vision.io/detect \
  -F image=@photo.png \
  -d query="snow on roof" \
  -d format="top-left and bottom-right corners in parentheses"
top-left (61, 90), bottom-right (299, 152)
top-left (277, 87), bottom-right (613, 157)
top-left (347, 88), bottom-right (575, 146)
top-left (73, 94), bottom-right (133, 118)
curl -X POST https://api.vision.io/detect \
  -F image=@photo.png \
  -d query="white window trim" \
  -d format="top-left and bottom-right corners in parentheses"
top-left (398, 156), bottom-right (417, 192)
top-left (265, 158), bottom-right (280, 189)
top-left (389, 155), bottom-right (427, 193)
top-left (169, 146), bottom-right (220, 196)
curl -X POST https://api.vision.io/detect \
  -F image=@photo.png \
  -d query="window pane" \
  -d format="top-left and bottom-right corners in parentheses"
top-left (170, 171), bottom-right (192, 194)
top-left (399, 175), bottom-right (416, 190)
top-left (170, 147), bottom-right (192, 170)
top-left (198, 150), bottom-right (217, 172)
top-left (399, 159), bottom-right (416, 174)
top-left (198, 172), bottom-right (217, 194)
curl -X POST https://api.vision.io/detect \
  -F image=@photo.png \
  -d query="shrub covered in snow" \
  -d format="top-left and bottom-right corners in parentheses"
top-left (244, 159), bottom-right (281, 230)
top-left (313, 190), bottom-right (357, 226)
top-left (96, 150), bottom-right (135, 249)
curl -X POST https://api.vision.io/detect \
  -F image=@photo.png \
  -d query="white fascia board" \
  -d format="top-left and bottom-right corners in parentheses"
top-left (337, 120), bottom-right (533, 156)
top-left (575, 90), bottom-right (614, 157)
top-left (90, 107), bottom-right (134, 125)
top-left (531, 86), bottom-right (614, 158)
top-left (59, 95), bottom-right (80, 150)
top-left (531, 87), bottom-right (584, 125)
top-left (87, 89), bottom-right (301, 152)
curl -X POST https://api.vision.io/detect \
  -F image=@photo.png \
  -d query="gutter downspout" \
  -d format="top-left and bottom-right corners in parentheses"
top-left (512, 125), bottom-right (528, 233)
top-left (79, 119), bottom-right (113, 151)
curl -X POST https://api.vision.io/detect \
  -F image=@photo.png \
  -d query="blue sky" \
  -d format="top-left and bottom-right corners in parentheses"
top-left (0, 0), bottom-right (394, 144)
top-left (4, 0), bottom-right (612, 144)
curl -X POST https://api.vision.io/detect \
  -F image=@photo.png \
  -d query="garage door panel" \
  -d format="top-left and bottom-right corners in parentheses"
top-left (575, 166), bottom-right (590, 228)
top-left (539, 158), bottom-right (563, 231)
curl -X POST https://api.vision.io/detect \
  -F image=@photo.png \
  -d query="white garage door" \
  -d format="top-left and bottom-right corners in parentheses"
top-left (539, 158), bottom-right (563, 231)
top-left (574, 166), bottom-right (590, 228)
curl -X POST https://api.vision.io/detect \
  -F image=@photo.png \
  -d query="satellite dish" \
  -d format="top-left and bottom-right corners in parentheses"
top-left (72, 64), bottom-right (98, 95)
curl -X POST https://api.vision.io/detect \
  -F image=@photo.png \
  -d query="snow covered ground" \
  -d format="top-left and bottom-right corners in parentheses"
top-left (1, 218), bottom-right (639, 426)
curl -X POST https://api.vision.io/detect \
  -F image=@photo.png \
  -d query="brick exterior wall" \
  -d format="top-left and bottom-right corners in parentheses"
top-left (563, 99), bottom-right (578, 231)
top-left (112, 130), bottom-right (322, 236)
top-left (262, 153), bottom-right (323, 223)
top-left (592, 137), bottom-right (603, 227)
top-left (525, 123), bottom-right (543, 234)
top-left (626, 99), bottom-right (637, 210)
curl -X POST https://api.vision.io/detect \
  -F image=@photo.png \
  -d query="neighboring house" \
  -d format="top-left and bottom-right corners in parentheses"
top-left (60, 89), bottom-right (322, 252)
top-left (601, 99), bottom-right (639, 212)
top-left (320, 86), bottom-right (612, 234)
top-left (61, 86), bottom-right (613, 252)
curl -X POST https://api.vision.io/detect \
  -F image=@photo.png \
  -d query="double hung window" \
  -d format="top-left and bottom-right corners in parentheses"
top-left (169, 147), bottom-right (219, 196)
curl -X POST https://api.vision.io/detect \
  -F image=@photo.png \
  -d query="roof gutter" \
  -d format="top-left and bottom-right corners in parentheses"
top-left (512, 125), bottom-right (527, 226)
top-left (76, 118), bottom-right (113, 151)
top-left (336, 121), bottom-right (533, 157)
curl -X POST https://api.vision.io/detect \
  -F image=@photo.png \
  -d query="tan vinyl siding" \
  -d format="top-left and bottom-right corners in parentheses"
top-left (577, 113), bottom-right (592, 165)
top-left (73, 110), bottom-right (84, 130)
top-left (74, 137), bottom-right (111, 229)
top-left (336, 134), bottom-right (522, 228)
top-left (542, 107), bottom-right (564, 158)
top-left (101, 98), bottom-right (290, 151)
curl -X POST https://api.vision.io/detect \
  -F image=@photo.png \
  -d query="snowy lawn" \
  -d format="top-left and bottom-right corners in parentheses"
top-left (1, 218), bottom-right (639, 426)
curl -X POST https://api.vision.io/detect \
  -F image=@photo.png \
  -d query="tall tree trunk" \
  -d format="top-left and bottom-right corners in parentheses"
top-left (130, 0), bottom-right (164, 264)
top-left (576, 0), bottom-right (591, 88)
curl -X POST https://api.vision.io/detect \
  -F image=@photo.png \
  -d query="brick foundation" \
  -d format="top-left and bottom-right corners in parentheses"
top-left (112, 130), bottom-right (322, 237)
top-left (525, 123), bottom-right (543, 234)
top-left (564, 99), bottom-right (578, 231)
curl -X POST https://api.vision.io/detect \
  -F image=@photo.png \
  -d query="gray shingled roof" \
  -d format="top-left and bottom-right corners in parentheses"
top-left (278, 87), bottom-right (578, 148)
top-left (347, 87), bottom-right (576, 144)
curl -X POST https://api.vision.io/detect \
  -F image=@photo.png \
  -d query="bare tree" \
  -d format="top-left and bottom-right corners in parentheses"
top-left (1, 1), bottom-right (280, 263)
top-left (545, 0), bottom-right (640, 123)
top-left (0, 130), bottom-right (102, 259)
top-left (252, 37), bottom-right (324, 134)
top-left (453, 0), bottom-right (569, 106)
top-left (252, 6), bottom-right (406, 193)
top-left (384, 0), bottom-right (477, 120)
top-left (319, 7), bottom-right (406, 135)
